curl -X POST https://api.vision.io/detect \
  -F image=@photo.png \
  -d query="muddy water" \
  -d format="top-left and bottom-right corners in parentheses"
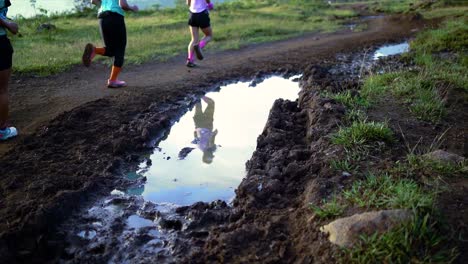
top-left (373, 42), bottom-right (409, 60)
top-left (61, 76), bottom-right (300, 262)
top-left (127, 76), bottom-right (300, 205)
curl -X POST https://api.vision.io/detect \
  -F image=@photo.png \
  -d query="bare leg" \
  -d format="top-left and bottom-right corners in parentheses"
top-left (0, 68), bottom-right (11, 129)
top-left (188, 26), bottom-right (200, 61)
top-left (199, 26), bottom-right (213, 48)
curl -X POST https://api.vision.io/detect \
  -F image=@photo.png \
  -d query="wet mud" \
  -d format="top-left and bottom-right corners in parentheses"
top-left (1, 14), bottom-right (458, 263)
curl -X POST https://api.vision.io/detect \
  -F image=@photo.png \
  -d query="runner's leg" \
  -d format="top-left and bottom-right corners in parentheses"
top-left (0, 68), bottom-right (11, 128)
top-left (199, 26), bottom-right (212, 49)
top-left (188, 26), bottom-right (199, 63)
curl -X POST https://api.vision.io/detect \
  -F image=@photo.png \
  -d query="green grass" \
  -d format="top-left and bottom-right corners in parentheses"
top-left (343, 173), bottom-right (434, 210)
top-left (407, 154), bottom-right (468, 178)
top-left (360, 72), bottom-right (399, 101)
top-left (328, 14), bottom-right (466, 261)
top-left (421, 6), bottom-right (468, 19)
top-left (333, 0), bottom-right (416, 14)
top-left (330, 158), bottom-right (359, 173)
top-left (359, 16), bottom-right (468, 123)
top-left (343, 214), bottom-right (459, 264)
top-left (9, 0), bottom-right (357, 75)
top-left (410, 18), bottom-right (468, 54)
top-left (361, 70), bottom-right (452, 123)
top-left (310, 196), bottom-right (345, 219)
top-left (328, 90), bottom-right (370, 109)
top-left (332, 120), bottom-right (394, 148)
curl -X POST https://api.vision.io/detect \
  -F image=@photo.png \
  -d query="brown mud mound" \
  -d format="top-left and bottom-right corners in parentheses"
top-left (180, 65), bottom-right (353, 263)
top-left (0, 15), bottom-right (433, 263)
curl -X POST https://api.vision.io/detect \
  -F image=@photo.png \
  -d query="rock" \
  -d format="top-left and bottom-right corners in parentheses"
top-left (320, 209), bottom-right (412, 248)
top-left (424, 150), bottom-right (464, 165)
top-left (342, 171), bottom-right (352, 177)
top-left (37, 23), bottom-right (56, 32)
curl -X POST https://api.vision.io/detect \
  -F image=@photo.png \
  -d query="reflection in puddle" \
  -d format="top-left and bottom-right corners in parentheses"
top-left (373, 42), bottom-right (409, 60)
top-left (129, 76), bottom-right (300, 205)
top-left (77, 230), bottom-right (97, 240)
top-left (127, 215), bottom-right (154, 229)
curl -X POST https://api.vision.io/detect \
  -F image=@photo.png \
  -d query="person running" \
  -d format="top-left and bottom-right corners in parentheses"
top-left (186, 0), bottom-right (214, 68)
top-left (0, 0), bottom-right (18, 141)
top-left (82, 0), bottom-right (139, 88)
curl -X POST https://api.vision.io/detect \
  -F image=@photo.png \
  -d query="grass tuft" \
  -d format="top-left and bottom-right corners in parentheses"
top-left (342, 173), bottom-right (434, 210)
top-left (310, 196), bottom-right (344, 219)
top-left (343, 214), bottom-right (459, 264)
top-left (332, 120), bottom-right (394, 148)
top-left (407, 154), bottom-right (468, 178)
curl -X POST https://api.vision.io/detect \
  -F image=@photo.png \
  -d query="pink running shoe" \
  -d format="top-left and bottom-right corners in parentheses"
top-left (82, 43), bottom-right (96, 67)
top-left (107, 79), bottom-right (127, 88)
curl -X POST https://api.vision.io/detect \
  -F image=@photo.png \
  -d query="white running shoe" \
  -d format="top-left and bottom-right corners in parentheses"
top-left (0, 127), bottom-right (18, 141)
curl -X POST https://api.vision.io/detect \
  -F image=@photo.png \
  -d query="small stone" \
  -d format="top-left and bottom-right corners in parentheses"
top-left (342, 171), bottom-right (352, 177)
top-left (424, 150), bottom-right (464, 165)
top-left (37, 23), bottom-right (56, 32)
top-left (320, 209), bottom-right (412, 248)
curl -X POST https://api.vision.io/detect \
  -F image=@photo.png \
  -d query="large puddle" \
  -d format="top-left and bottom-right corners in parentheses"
top-left (126, 76), bottom-right (300, 206)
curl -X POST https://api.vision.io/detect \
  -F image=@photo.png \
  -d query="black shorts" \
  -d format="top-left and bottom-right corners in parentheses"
top-left (188, 10), bottom-right (211, 29)
top-left (0, 35), bottom-right (13, 71)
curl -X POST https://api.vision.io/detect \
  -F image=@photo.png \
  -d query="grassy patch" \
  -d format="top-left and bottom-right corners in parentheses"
top-left (10, 0), bottom-right (357, 75)
top-left (360, 72), bottom-right (399, 101)
top-left (310, 196), bottom-right (345, 219)
top-left (407, 154), bottom-right (468, 178)
top-left (342, 173), bottom-right (434, 210)
top-left (421, 6), bottom-right (468, 19)
top-left (361, 17), bottom-right (468, 123)
top-left (332, 120), bottom-right (394, 148)
top-left (343, 214), bottom-right (459, 264)
top-left (333, 0), bottom-right (416, 14)
top-left (330, 158), bottom-right (359, 173)
top-left (329, 90), bottom-right (370, 109)
top-left (393, 71), bottom-right (446, 122)
top-left (410, 18), bottom-right (468, 54)
top-left (361, 70), bottom-right (451, 123)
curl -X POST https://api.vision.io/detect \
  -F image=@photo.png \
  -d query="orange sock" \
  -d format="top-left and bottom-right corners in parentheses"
top-left (95, 47), bottom-right (106, 55)
top-left (109, 66), bottom-right (122, 81)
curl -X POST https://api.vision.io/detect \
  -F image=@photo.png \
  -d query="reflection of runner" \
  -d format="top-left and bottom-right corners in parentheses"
top-left (193, 96), bottom-right (217, 164)
top-left (0, 0), bottom-right (19, 141)
top-left (82, 0), bottom-right (139, 88)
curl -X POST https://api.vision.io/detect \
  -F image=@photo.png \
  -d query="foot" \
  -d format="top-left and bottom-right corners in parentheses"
top-left (0, 127), bottom-right (18, 141)
top-left (107, 79), bottom-right (127, 88)
top-left (82, 43), bottom-right (96, 67)
top-left (186, 59), bottom-right (197, 68)
top-left (194, 44), bottom-right (204, 60)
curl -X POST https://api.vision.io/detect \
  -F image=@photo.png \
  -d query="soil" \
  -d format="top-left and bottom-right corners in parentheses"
top-left (1, 14), bottom-right (465, 263)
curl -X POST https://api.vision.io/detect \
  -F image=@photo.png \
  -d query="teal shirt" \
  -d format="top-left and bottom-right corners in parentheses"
top-left (99, 0), bottom-right (125, 16)
top-left (0, 0), bottom-right (8, 36)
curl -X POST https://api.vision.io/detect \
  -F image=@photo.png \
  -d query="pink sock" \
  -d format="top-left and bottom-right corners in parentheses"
top-left (199, 40), bottom-right (207, 49)
top-left (188, 51), bottom-right (194, 61)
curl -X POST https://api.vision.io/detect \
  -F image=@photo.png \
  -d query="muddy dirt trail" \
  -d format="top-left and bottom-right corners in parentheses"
top-left (0, 15), bottom-right (431, 263)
